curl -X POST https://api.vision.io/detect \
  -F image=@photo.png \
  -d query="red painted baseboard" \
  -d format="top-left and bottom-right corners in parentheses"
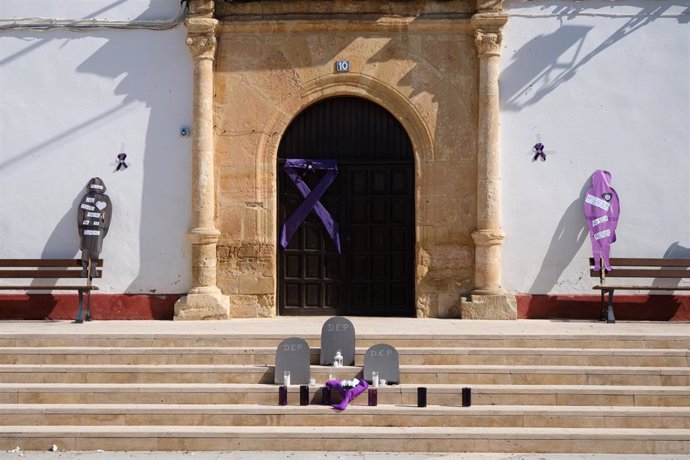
top-left (0, 294), bottom-right (180, 320)
top-left (517, 294), bottom-right (690, 321)
top-left (1, 293), bottom-right (687, 321)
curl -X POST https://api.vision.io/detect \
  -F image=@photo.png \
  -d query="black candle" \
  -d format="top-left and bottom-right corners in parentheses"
top-left (279, 385), bottom-right (288, 406)
top-left (300, 385), bottom-right (309, 406)
top-left (462, 387), bottom-right (471, 407)
top-left (417, 387), bottom-right (427, 407)
top-left (368, 388), bottom-right (378, 406)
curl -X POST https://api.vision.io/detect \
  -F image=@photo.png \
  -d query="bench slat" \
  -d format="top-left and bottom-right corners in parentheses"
top-left (590, 269), bottom-right (690, 278)
top-left (593, 285), bottom-right (690, 291)
top-left (0, 259), bottom-right (103, 268)
top-left (589, 258), bottom-right (690, 267)
top-left (0, 286), bottom-right (99, 290)
top-left (0, 270), bottom-right (102, 279)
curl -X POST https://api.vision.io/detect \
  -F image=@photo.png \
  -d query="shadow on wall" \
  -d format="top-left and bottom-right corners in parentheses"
top-left (528, 177), bottom-right (590, 294)
top-left (74, 1), bottom-right (192, 296)
top-left (0, 0), bottom-right (136, 173)
top-left (653, 242), bottom-right (690, 289)
top-left (501, 1), bottom-right (690, 111)
top-left (39, 188), bottom-right (82, 260)
top-left (1, 2), bottom-right (191, 308)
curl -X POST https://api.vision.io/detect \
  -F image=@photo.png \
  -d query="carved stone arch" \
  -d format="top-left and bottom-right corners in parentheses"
top-left (254, 73), bottom-right (432, 317)
top-left (257, 73), bottom-right (434, 204)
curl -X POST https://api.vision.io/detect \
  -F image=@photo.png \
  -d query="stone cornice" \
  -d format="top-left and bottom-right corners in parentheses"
top-left (475, 0), bottom-right (503, 14)
top-left (189, 0), bottom-right (214, 18)
top-left (219, 17), bottom-right (473, 34)
top-left (471, 11), bottom-right (508, 32)
top-left (186, 17), bottom-right (218, 35)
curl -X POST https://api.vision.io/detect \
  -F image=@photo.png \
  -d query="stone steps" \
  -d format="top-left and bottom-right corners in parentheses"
top-left (2, 404), bottom-right (689, 429)
top-left (0, 425), bottom-right (687, 454)
top-left (2, 383), bottom-right (688, 407)
top-left (2, 346), bottom-right (687, 366)
top-left (1, 320), bottom-right (689, 454)
top-left (2, 334), bottom-right (689, 349)
top-left (2, 363), bottom-right (689, 386)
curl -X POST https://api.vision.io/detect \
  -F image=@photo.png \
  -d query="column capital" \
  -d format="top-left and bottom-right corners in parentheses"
top-left (186, 18), bottom-right (218, 61)
top-left (471, 13), bottom-right (508, 58)
top-left (474, 30), bottom-right (502, 58)
top-left (472, 229), bottom-right (505, 247)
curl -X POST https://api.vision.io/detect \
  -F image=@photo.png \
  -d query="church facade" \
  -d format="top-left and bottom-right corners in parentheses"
top-left (176, 0), bottom-right (515, 320)
top-left (1, 0), bottom-right (688, 321)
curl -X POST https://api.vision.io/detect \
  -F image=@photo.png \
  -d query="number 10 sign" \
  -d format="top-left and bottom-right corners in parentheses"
top-left (335, 60), bottom-right (350, 73)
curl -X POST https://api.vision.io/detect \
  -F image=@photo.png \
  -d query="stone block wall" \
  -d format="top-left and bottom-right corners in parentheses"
top-left (214, 1), bottom-right (480, 317)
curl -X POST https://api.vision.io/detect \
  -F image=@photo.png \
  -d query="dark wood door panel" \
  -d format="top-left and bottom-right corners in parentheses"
top-left (277, 96), bottom-right (414, 317)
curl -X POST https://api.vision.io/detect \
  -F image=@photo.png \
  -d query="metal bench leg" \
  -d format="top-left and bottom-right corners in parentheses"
top-left (599, 290), bottom-right (606, 322)
top-left (75, 289), bottom-right (84, 324)
top-left (607, 289), bottom-right (616, 324)
top-left (86, 290), bottom-right (92, 322)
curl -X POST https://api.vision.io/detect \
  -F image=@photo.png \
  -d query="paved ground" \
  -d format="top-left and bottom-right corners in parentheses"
top-left (1, 317), bottom-right (689, 338)
top-left (2, 452), bottom-right (689, 460)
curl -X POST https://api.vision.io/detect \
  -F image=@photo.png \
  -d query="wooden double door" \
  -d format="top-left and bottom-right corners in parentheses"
top-left (277, 97), bottom-right (415, 317)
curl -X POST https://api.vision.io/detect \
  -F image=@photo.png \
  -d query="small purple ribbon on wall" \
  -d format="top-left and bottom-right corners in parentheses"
top-left (116, 153), bottom-right (128, 171)
top-left (532, 143), bottom-right (546, 161)
top-left (280, 159), bottom-right (341, 254)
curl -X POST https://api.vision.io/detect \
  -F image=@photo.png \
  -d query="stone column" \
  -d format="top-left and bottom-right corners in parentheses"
top-left (473, 16), bottom-right (506, 296)
top-left (174, 7), bottom-right (229, 320)
top-left (461, 11), bottom-right (517, 319)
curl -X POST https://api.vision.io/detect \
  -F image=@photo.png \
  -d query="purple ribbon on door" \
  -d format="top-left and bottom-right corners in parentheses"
top-left (280, 159), bottom-right (341, 254)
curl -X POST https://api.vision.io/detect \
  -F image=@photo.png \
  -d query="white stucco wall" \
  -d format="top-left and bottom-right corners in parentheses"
top-left (0, 0), bottom-right (193, 294)
top-left (501, 0), bottom-right (690, 295)
top-left (1, 0), bottom-right (688, 299)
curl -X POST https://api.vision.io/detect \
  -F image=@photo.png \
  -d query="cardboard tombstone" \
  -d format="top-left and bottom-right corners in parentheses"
top-left (274, 337), bottom-right (310, 385)
top-left (320, 316), bottom-right (355, 366)
top-left (363, 344), bottom-right (400, 384)
top-left (77, 177), bottom-right (112, 277)
top-left (583, 170), bottom-right (620, 271)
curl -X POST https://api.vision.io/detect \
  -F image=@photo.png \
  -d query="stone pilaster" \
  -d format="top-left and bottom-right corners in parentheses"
top-left (174, 7), bottom-right (229, 320)
top-left (461, 11), bottom-right (516, 319)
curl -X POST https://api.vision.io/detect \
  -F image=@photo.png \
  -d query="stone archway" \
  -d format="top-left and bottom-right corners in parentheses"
top-left (277, 96), bottom-right (416, 316)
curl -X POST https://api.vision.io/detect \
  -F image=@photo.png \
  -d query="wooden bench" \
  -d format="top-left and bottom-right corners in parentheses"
top-left (590, 257), bottom-right (690, 323)
top-left (0, 259), bottom-right (103, 323)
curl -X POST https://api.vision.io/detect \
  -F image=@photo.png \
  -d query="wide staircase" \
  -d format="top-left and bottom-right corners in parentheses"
top-left (0, 318), bottom-right (689, 454)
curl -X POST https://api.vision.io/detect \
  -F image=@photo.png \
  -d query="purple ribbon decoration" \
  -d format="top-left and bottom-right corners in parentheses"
top-left (280, 159), bottom-right (341, 254)
top-left (532, 143), bottom-right (546, 161)
top-left (583, 170), bottom-right (620, 271)
top-left (326, 379), bottom-right (369, 410)
top-left (116, 153), bottom-right (128, 171)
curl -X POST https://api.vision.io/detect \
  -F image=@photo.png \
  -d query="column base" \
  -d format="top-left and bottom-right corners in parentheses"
top-left (174, 289), bottom-right (230, 320)
top-left (459, 293), bottom-right (517, 320)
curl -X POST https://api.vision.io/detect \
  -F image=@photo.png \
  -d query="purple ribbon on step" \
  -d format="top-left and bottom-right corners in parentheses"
top-left (280, 159), bottom-right (341, 254)
top-left (326, 379), bottom-right (369, 410)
